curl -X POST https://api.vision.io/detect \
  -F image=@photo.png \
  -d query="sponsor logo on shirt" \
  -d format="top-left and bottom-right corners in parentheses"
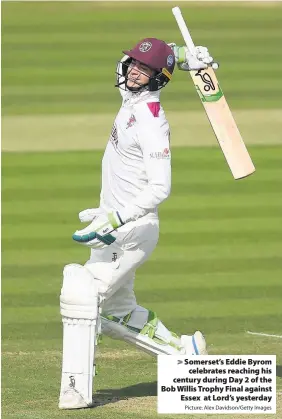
top-left (150, 148), bottom-right (171, 160)
top-left (126, 114), bottom-right (136, 129)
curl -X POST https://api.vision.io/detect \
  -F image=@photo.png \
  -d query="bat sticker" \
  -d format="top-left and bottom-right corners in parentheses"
top-left (195, 71), bottom-right (216, 91)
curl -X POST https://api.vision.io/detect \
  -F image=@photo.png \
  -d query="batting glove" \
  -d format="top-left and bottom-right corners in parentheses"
top-left (78, 207), bottom-right (102, 223)
top-left (72, 211), bottom-right (124, 249)
top-left (169, 43), bottom-right (219, 71)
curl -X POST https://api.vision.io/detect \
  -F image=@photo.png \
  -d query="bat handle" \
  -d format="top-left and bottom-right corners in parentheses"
top-left (172, 6), bottom-right (196, 55)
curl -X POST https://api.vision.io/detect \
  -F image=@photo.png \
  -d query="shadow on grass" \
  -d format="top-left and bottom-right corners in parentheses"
top-left (93, 381), bottom-right (157, 407)
top-left (277, 365), bottom-right (282, 379)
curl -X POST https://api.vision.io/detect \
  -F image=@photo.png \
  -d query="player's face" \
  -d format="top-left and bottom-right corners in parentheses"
top-left (126, 59), bottom-right (154, 89)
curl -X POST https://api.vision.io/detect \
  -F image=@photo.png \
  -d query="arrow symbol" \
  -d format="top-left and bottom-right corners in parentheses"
top-left (177, 360), bottom-right (183, 365)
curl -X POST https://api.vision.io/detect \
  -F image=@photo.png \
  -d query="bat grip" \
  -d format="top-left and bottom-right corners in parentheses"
top-left (172, 7), bottom-right (196, 55)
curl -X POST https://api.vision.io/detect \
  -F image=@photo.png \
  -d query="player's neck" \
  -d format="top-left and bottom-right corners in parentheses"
top-left (123, 89), bottom-right (160, 106)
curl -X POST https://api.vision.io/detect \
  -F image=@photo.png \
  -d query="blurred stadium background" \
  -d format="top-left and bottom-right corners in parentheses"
top-left (2, 2), bottom-right (282, 418)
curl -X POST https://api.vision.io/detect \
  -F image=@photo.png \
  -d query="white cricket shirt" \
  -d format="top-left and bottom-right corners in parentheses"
top-left (100, 87), bottom-right (171, 223)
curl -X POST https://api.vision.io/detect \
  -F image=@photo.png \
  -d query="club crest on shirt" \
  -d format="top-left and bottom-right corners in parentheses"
top-left (126, 114), bottom-right (136, 129)
top-left (150, 148), bottom-right (171, 160)
top-left (110, 123), bottom-right (118, 148)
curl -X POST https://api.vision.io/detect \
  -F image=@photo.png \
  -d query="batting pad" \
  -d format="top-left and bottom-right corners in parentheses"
top-left (59, 264), bottom-right (99, 408)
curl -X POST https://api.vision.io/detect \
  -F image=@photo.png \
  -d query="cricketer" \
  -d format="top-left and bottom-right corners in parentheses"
top-left (59, 37), bottom-right (216, 409)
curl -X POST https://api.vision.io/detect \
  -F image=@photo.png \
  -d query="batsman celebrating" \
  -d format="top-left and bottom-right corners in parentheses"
top-left (59, 37), bottom-right (216, 409)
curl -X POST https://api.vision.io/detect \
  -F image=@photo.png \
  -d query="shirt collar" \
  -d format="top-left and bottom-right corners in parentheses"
top-left (122, 89), bottom-right (160, 107)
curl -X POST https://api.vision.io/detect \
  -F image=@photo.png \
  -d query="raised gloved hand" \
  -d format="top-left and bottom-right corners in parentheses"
top-left (73, 210), bottom-right (124, 249)
top-left (169, 43), bottom-right (219, 71)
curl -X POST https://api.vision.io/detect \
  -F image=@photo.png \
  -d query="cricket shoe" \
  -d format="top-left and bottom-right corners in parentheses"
top-left (181, 331), bottom-right (208, 355)
top-left (59, 388), bottom-right (92, 410)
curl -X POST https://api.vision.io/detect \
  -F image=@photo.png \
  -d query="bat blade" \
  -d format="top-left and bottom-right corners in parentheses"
top-left (190, 67), bottom-right (255, 179)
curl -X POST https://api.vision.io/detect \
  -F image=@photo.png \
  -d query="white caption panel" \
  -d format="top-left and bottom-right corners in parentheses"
top-left (158, 355), bottom-right (276, 414)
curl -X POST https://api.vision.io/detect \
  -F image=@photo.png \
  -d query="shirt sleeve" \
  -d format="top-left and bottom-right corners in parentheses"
top-left (119, 109), bottom-right (171, 223)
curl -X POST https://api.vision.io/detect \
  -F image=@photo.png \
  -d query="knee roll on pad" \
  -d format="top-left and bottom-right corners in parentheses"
top-left (101, 305), bottom-right (185, 356)
top-left (60, 263), bottom-right (99, 320)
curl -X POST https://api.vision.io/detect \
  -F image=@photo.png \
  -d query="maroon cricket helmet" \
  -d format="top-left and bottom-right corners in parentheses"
top-left (116, 38), bottom-right (175, 92)
top-left (123, 38), bottom-right (175, 74)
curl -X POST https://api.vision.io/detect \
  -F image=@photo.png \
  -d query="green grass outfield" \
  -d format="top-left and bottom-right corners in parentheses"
top-left (2, 2), bottom-right (282, 419)
top-left (2, 1), bottom-right (282, 116)
top-left (2, 1), bottom-right (282, 151)
top-left (2, 146), bottom-right (282, 419)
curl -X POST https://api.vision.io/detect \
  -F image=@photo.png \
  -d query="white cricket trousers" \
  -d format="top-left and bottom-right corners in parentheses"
top-left (84, 214), bottom-right (159, 318)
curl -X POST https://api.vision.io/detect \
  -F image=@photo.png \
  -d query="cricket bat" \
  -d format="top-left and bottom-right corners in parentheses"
top-left (172, 7), bottom-right (255, 180)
